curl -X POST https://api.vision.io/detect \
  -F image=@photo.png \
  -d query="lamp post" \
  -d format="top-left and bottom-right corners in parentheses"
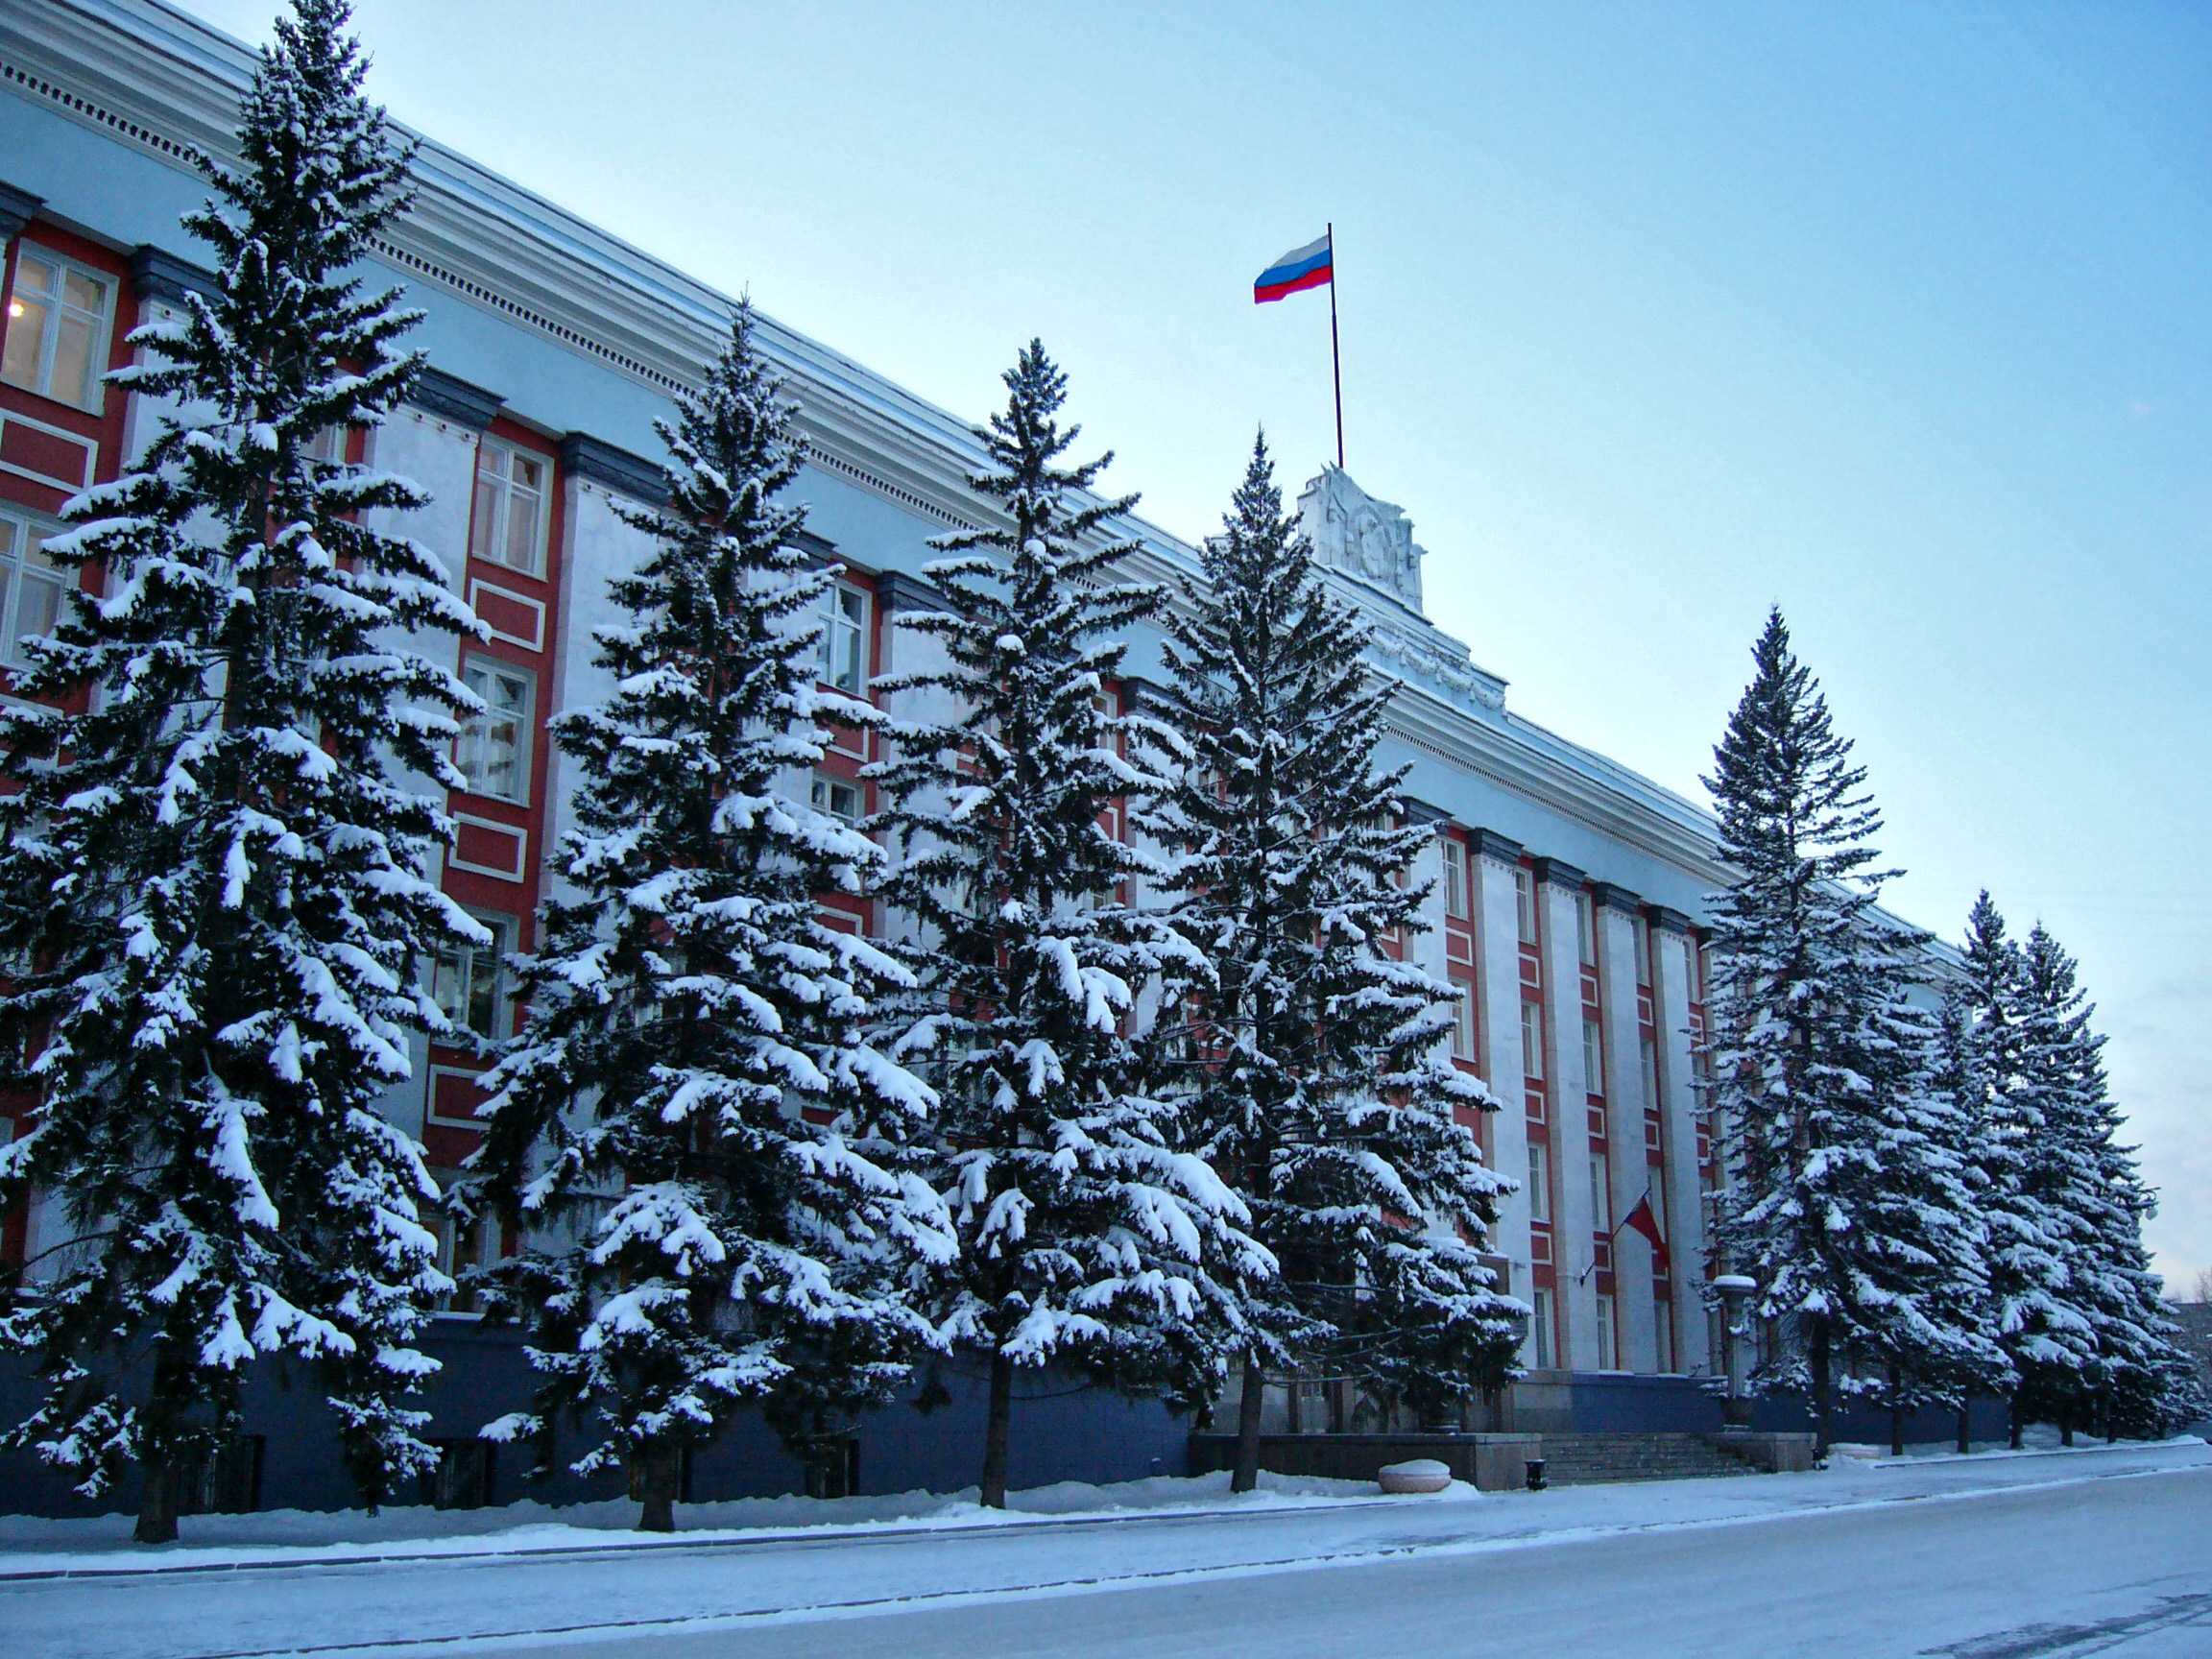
top-left (1714, 1275), bottom-right (1757, 1429)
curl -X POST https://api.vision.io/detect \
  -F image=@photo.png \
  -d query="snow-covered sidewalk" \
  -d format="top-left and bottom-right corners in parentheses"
top-left (7, 1439), bottom-right (2208, 1659)
top-left (0, 1431), bottom-right (2198, 1582)
top-left (0, 1469), bottom-right (1449, 1578)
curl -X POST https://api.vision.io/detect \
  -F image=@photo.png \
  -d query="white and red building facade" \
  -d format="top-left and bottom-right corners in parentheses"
top-left (0, 0), bottom-right (1884, 1510)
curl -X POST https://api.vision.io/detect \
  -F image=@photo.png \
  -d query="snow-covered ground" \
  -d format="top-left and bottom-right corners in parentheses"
top-left (0, 1468), bottom-right (1441, 1575)
top-left (7, 1438), bottom-right (2208, 1657)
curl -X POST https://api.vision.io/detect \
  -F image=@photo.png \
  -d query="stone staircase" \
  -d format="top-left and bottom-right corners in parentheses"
top-left (1532, 1432), bottom-right (1764, 1485)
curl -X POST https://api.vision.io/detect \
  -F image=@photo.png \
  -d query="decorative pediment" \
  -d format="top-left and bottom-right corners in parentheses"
top-left (1297, 465), bottom-right (1426, 613)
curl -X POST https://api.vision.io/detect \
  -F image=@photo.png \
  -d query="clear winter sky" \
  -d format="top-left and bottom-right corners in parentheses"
top-left (172, 1), bottom-right (2212, 1287)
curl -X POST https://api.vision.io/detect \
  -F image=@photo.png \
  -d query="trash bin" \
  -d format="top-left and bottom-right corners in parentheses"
top-left (1525, 1457), bottom-right (1548, 1492)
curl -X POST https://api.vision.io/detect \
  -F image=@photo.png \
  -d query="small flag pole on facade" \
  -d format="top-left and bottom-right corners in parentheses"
top-left (1252, 226), bottom-right (1342, 468)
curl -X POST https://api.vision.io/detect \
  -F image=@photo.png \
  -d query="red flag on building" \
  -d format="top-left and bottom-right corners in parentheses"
top-left (1620, 1190), bottom-right (1669, 1273)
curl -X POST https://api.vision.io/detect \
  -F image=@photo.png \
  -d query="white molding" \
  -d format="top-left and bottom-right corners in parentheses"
top-left (425, 1062), bottom-right (490, 1131)
top-left (466, 575), bottom-right (545, 653)
top-left (0, 406), bottom-right (96, 492)
top-left (448, 810), bottom-right (527, 882)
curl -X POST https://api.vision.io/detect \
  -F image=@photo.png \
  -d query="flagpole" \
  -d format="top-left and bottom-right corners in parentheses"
top-left (1327, 221), bottom-right (1344, 469)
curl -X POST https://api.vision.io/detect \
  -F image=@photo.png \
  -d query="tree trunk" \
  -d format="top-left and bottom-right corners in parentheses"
top-left (134, 1455), bottom-right (180, 1546)
top-left (1956, 1400), bottom-right (1972, 1455)
top-left (980, 1349), bottom-right (1014, 1509)
top-left (2059, 1409), bottom-right (2074, 1448)
top-left (635, 1446), bottom-right (678, 1534)
top-left (1809, 1318), bottom-right (1833, 1456)
top-left (1888, 1367), bottom-right (1905, 1458)
top-left (1231, 1354), bottom-right (1266, 1495)
top-left (2008, 1395), bottom-right (2025, 1451)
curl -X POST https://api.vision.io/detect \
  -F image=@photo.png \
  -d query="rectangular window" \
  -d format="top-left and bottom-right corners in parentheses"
top-left (1513, 867), bottom-right (1536, 944)
top-left (1452, 981), bottom-right (1477, 1061)
top-left (1529, 1288), bottom-right (1554, 1370)
top-left (1633, 915), bottom-right (1652, 986)
top-left (1654, 1304), bottom-right (1675, 1373)
top-left (469, 439), bottom-right (548, 576)
top-left (1596, 1292), bottom-right (1617, 1371)
top-left (818, 583), bottom-right (868, 693)
top-left (1591, 1146), bottom-right (1612, 1230)
top-left (1441, 838), bottom-right (1468, 919)
top-left (1527, 1142), bottom-right (1550, 1223)
top-left (1520, 1000), bottom-right (1544, 1082)
top-left (812, 774), bottom-right (864, 825)
top-left (432, 911), bottom-right (516, 1043)
top-left (1648, 1171), bottom-right (1668, 1238)
top-left (1641, 1035), bottom-right (1659, 1111)
top-left (2, 248), bottom-right (112, 412)
top-left (1575, 891), bottom-right (1596, 967)
top-left (456, 658), bottom-right (535, 804)
top-left (0, 512), bottom-right (68, 669)
top-left (1582, 1016), bottom-right (1604, 1095)
top-left (428, 1207), bottom-right (500, 1315)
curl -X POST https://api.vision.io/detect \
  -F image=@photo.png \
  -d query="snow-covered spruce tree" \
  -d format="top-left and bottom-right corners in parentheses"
top-left (1953, 894), bottom-right (2094, 1447)
top-left (1142, 434), bottom-right (1517, 1492)
top-left (1701, 610), bottom-right (2007, 1454)
top-left (0, 0), bottom-right (477, 1544)
top-left (2013, 923), bottom-right (2203, 1439)
top-left (868, 342), bottom-right (1265, 1509)
top-left (464, 304), bottom-right (954, 1533)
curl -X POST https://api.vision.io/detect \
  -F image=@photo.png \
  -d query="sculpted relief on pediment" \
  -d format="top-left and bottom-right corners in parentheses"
top-left (1296, 466), bottom-right (1426, 613)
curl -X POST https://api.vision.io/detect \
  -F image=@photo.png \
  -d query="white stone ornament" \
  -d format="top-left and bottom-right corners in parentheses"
top-left (1298, 464), bottom-right (1427, 613)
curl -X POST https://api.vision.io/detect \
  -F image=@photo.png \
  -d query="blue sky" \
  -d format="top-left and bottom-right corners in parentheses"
top-left (178, 1), bottom-right (2212, 1287)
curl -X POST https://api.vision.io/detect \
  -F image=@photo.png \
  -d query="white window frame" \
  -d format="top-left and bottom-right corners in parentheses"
top-left (427, 1205), bottom-right (502, 1318)
top-left (818, 581), bottom-right (869, 694)
top-left (432, 909), bottom-right (516, 1044)
top-left (0, 507), bottom-right (69, 670)
top-left (1575, 891), bottom-right (1596, 967)
top-left (1527, 1142), bottom-right (1550, 1223)
top-left (1591, 1146), bottom-right (1612, 1230)
top-left (2, 245), bottom-right (113, 413)
top-left (1451, 981), bottom-right (1477, 1061)
top-left (1440, 837), bottom-right (1468, 920)
top-left (1583, 1016), bottom-right (1605, 1096)
top-left (1529, 1288), bottom-right (1554, 1370)
top-left (1596, 1292), bottom-right (1618, 1371)
top-left (1641, 1034), bottom-right (1660, 1111)
top-left (1654, 1303), bottom-right (1675, 1373)
top-left (469, 436), bottom-right (550, 577)
top-left (1633, 915), bottom-right (1652, 986)
top-left (1513, 867), bottom-right (1536, 944)
top-left (1520, 1000), bottom-right (1544, 1082)
top-left (456, 656), bottom-right (535, 805)
top-left (811, 772), bottom-right (864, 826)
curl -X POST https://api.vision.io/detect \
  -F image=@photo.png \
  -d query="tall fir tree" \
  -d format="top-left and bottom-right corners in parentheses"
top-left (869, 342), bottom-right (1266, 1508)
top-left (1702, 610), bottom-right (2007, 1453)
top-left (0, 0), bottom-right (477, 1542)
top-left (465, 305), bottom-right (954, 1532)
top-left (2013, 922), bottom-right (2202, 1438)
top-left (1143, 435), bottom-right (1518, 1492)
top-left (1953, 894), bottom-right (2094, 1446)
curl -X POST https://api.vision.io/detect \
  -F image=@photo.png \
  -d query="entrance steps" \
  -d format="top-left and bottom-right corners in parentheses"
top-left (1534, 1431), bottom-right (1765, 1485)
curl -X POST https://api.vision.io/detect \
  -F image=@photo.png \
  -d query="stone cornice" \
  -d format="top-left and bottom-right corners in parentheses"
top-left (558, 429), bottom-right (664, 505)
top-left (0, 179), bottom-right (42, 242)
top-left (1591, 881), bottom-right (1643, 916)
top-left (1469, 828), bottom-right (1525, 867)
top-left (1531, 856), bottom-right (1587, 892)
top-left (410, 366), bottom-right (502, 430)
top-left (1650, 905), bottom-right (1696, 936)
top-left (128, 242), bottom-right (215, 306)
top-left (877, 570), bottom-right (949, 613)
top-left (1399, 796), bottom-right (1451, 826)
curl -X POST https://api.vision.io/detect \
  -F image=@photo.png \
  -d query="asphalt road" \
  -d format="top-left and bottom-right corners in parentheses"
top-left (520, 1464), bottom-right (2212, 1659)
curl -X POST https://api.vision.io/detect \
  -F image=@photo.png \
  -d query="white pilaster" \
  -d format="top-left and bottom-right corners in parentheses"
top-left (1653, 916), bottom-right (1712, 1373)
top-left (1596, 892), bottom-right (1658, 1373)
top-left (1536, 864), bottom-right (1599, 1371)
top-left (1470, 837), bottom-right (1532, 1339)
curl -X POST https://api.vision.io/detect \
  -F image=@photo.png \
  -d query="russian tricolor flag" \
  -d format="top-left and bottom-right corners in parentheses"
top-left (1253, 231), bottom-right (1333, 304)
